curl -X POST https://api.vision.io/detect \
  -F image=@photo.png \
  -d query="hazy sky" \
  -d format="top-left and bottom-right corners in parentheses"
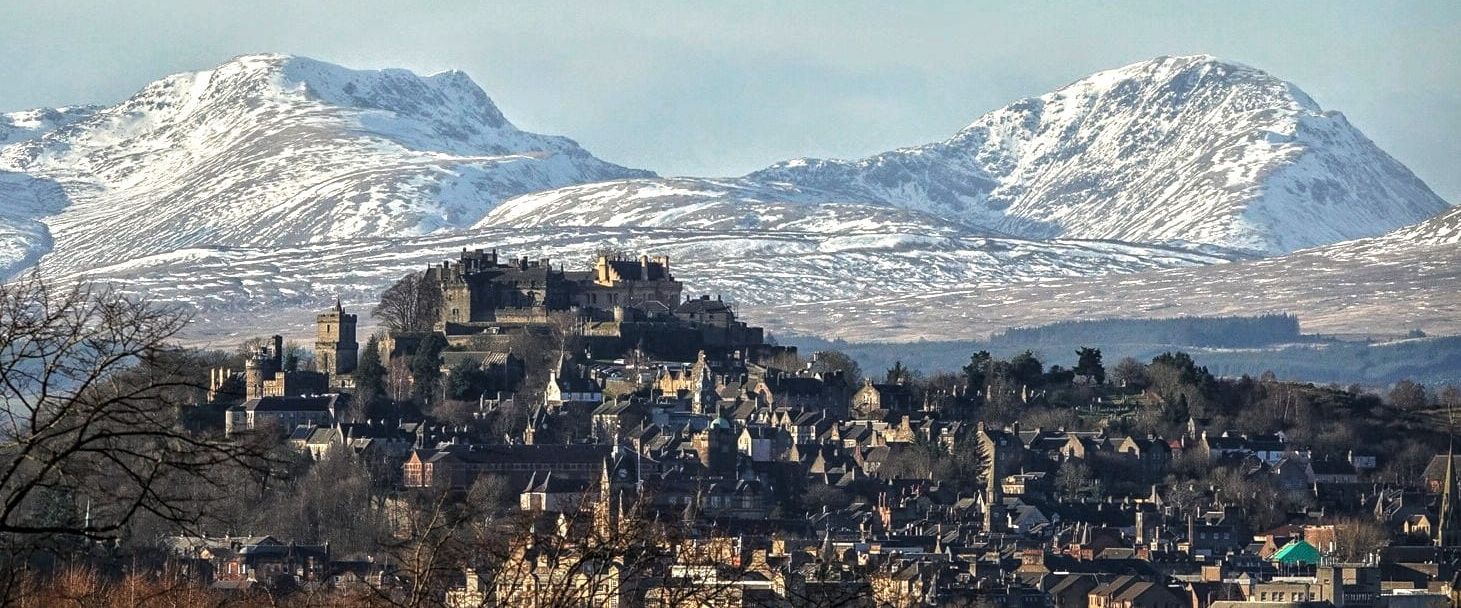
top-left (2, 2), bottom-right (1458, 201)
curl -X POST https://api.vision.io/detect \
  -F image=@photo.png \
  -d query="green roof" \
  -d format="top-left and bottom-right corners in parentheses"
top-left (1270, 539), bottom-right (1321, 565)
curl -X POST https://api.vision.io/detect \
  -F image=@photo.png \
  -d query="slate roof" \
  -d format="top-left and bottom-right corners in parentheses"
top-left (239, 394), bottom-right (341, 413)
top-left (676, 296), bottom-right (732, 315)
top-left (423, 444), bottom-right (610, 465)
top-left (522, 472), bottom-right (592, 494)
top-left (441, 351), bottom-right (515, 368)
top-left (1310, 458), bottom-right (1358, 476)
top-left (1423, 455), bottom-right (1461, 481)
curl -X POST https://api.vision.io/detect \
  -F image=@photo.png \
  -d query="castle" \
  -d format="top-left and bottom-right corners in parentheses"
top-left (431, 249), bottom-right (683, 327)
top-left (426, 249), bottom-right (763, 358)
top-left (209, 301), bottom-right (359, 401)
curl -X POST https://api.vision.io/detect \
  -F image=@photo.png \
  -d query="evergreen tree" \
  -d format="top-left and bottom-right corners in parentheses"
top-left (886, 360), bottom-right (909, 384)
top-left (1008, 351), bottom-right (1044, 387)
top-left (963, 351), bottom-right (992, 392)
top-left (355, 335), bottom-right (388, 416)
top-left (1074, 347), bottom-right (1105, 384)
top-left (446, 358), bottom-right (490, 401)
top-left (410, 333), bottom-right (449, 406)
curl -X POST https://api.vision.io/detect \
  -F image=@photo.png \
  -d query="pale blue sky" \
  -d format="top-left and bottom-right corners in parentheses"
top-left (2, 1), bottom-right (1457, 201)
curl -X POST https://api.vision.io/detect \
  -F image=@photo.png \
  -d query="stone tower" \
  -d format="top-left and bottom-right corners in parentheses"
top-left (243, 335), bottom-right (283, 400)
top-left (693, 416), bottom-right (738, 477)
top-left (316, 299), bottom-right (358, 377)
top-left (977, 422), bottom-right (1008, 533)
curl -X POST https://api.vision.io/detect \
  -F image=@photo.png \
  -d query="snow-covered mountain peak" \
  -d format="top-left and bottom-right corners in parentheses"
top-left (80, 53), bottom-right (540, 157)
top-left (0, 54), bottom-right (652, 276)
top-left (1051, 55), bottom-right (1297, 96)
top-left (749, 54), bottom-right (1448, 254)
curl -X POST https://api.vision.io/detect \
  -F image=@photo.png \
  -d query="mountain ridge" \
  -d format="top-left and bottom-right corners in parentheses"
top-left (0, 53), bottom-right (652, 276)
top-left (476, 55), bottom-right (1448, 256)
top-left (0, 53), bottom-right (1454, 348)
top-left (748, 54), bottom-right (1450, 253)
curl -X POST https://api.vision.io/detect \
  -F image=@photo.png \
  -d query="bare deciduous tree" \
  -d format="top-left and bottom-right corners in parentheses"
top-left (375, 272), bottom-right (442, 333)
top-left (1329, 517), bottom-right (1389, 563)
top-left (0, 276), bottom-right (268, 548)
top-left (1388, 379), bottom-right (1429, 411)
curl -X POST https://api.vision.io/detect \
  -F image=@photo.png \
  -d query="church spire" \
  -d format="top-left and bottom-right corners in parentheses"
top-left (1440, 403), bottom-right (1458, 548)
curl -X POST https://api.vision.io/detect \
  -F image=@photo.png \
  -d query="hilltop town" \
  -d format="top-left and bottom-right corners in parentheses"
top-left (3, 246), bottom-right (1450, 607)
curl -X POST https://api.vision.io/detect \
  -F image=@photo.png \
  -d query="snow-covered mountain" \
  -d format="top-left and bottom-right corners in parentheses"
top-left (3, 53), bottom-right (1454, 347)
top-left (479, 55), bottom-right (1447, 256)
top-left (476, 178), bottom-right (993, 236)
top-left (755, 55), bottom-right (1450, 254)
top-left (63, 206), bottom-right (1461, 345)
top-left (0, 53), bottom-right (651, 276)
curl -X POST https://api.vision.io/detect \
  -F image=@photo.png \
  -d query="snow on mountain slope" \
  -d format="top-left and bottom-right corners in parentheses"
top-left (5, 52), bottom-right (1453, 348)
top-left (64, 211), bottom-right (1461, 346)
top-left (63, 226), bottom-right (1226, 343)
top-left (0, 54), bottom-right (651, 276)
top-left (758, 201), bottom-right (1461, 341)
top-left (759, 226), bottom-right (1461, 343)
top-left (1352, 205), bottom-right (1461, 248)
top-left (476, 178), bottom-right (993, 236)
top-left (0, 106), bottom-right (98, 146)
top-left (750, 55), bottom-right (1450, 254)
top-left (0, 172), bottom-right (69, 276)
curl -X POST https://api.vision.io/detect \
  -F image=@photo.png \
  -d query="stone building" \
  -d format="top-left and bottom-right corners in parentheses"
top-left (434, 249), bottom-right (570, 326)
top-left (226, 394), bottom-right (342, 437)
top-left (217, 335), bottom-right (327, 401)
top-left (692, 417), bottom-right (739, 477)
top-left (851, 378), bottom-right (915, 420)
top-left (576, 253), bottom-right (683, 311)
top-left (673, 295), bottom-right (763, 347)
top-left (430, 249), bottom-right (682, 329)
top-left (241, 335), bottom-right (285, 400)
top-left (315, 299), bottom-right (358, 387)
top-left (209, 301), bottom-right (358, 401)
top-left (418, 248), bottom-right (773, 361)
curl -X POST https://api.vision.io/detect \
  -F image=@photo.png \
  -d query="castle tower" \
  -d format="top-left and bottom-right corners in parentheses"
top-left (316, 299), bottom-right (358, 377)
top-left (243, 347), bottom-right (272, 400)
